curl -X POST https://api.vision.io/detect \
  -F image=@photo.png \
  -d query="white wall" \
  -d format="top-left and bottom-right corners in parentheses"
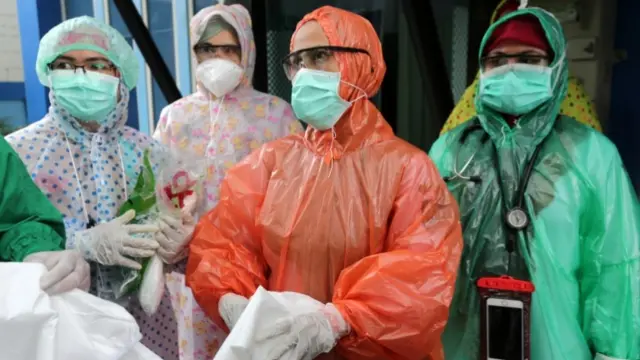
top-left (0, 0), bottom-right (23, 82)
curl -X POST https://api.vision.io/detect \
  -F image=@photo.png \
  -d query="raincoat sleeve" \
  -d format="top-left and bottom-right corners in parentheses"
top-left (332, 152), bottom-right (463, 359)
top-left (582, 142), bottom-right (640, 359)
top-left (186, 149), bottom-right (271, 326)
top-left (0, 138), bottom-right (65, 261)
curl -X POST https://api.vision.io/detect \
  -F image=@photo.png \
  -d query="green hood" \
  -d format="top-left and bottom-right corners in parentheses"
top-left (475, 7), bottom-right (568, 147)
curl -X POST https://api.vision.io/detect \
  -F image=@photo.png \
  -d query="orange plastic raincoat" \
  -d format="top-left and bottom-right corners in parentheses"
top-left (186, 6), bottom-right (463, 360)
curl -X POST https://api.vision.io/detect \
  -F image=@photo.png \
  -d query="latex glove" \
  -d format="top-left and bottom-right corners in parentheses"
top-left (74, 210), bottom-right (159, 270)
top-left (219, 293), bottom-right (250, 330)
top-left (156, 193), bottom-right (196, 264)
top-left (24, 250), bottom-right (91, 295)
top-left (259, 297), bottom-right (350, 359)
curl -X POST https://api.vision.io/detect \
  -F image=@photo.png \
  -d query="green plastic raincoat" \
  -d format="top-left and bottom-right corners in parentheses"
top-left (429, 8), bottom-right (640, 360)
top-left (0, 137), bottom-right (66, 262)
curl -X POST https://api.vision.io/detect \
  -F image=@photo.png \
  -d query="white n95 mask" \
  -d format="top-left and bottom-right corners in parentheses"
top-left (196, 59), bottom-right (244, 98)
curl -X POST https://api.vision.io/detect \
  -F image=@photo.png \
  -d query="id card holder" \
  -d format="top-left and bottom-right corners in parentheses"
top-left (477, 276), bottom-right (535, 360)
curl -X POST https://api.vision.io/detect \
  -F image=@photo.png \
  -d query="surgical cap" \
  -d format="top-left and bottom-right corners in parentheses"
top-left (36, 16), bottom-right (139, 89)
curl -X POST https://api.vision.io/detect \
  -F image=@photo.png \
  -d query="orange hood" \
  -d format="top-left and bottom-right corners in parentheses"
top-left (291, 6), bottom-right (393, 159)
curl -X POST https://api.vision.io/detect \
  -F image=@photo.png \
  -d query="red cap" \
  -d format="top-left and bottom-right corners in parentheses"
top-left (485, 14), bottom-right (551, 55)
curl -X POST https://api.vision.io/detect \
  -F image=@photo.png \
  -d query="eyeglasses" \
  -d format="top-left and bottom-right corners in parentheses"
top-left (481, 53), bottom-right (550, 68)
top-left (47, 58), bottom-right (117, 74)
top-left (193, 43), bottom-right (241, 60)
top-left (281, 46), bottom-right (369, 80)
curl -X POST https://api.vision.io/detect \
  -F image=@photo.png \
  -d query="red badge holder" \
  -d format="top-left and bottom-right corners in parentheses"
top-left (477, 276), bottom-right (535, 360)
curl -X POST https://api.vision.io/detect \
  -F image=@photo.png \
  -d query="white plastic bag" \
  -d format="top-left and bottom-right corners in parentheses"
top-left (215, 286), bottom-right (324, 360)
top-left (137, 254), bottom-right (165, 316)
top-left (0, 263), bottom-right (161, 360)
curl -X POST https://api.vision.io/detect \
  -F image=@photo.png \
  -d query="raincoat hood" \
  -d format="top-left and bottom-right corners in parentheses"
top-left (190, 4), bottom-right (255, 92)
top-left (291, 6), bottom-right (392, 157)
top-left (440, 1), bottom-right (602, 135)
top-left (476, 7), bottom-right (568, 146)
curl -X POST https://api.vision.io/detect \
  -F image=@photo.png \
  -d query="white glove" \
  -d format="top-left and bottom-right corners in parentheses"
top-left (155, 193), bottom-right (196, 264)
top-left (219, 293), bottom-right (250, 330)
top-left (74, 210), bottom-right (159, 270)
top-left (258, 295), bottom-right (350, 359)
top-left (24, 250), bottom-right (91, 295)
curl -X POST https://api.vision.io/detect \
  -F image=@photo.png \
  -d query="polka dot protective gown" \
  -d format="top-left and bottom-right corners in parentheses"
top-left (5, 86), bottom-right (181, 360)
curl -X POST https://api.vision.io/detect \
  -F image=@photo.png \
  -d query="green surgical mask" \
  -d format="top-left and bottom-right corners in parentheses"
top-left (478, 63), bottom-right (559, 115)
top-left (49, 70), bottom-right (120, 123)
top-left (291, 69), bottom-right (364, 131)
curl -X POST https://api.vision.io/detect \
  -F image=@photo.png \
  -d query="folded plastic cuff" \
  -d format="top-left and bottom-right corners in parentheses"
top-left (594, 353), bottom-right (629, 360)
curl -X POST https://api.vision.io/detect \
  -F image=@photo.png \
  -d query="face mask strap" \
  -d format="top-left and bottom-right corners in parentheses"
top-left (339, 79), bottom-right (368, 104)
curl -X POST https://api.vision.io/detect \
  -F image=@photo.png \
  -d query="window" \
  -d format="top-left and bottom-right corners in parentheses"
top-left (62, 0), bottom-right (93, 19)
top-left (147, 0), bottom-right (177, 124)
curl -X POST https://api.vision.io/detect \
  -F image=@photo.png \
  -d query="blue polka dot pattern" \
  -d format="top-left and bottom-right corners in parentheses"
top-left (5, 84), bottom-right (175, 358)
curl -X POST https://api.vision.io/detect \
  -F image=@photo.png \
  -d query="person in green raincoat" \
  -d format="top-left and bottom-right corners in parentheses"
top-left (0, 136), bottom-right (90, 295)
top-left (429, 6), bottom-right (640, 360)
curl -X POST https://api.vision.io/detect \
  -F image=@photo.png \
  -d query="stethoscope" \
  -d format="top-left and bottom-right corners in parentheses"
top-left (444, 121), bottom-right (546, 250)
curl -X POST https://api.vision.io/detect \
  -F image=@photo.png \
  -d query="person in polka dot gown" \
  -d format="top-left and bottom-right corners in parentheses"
top-left (153, 4), bottom-right (303, 359)
top-left (5, 16), bottom-right (184, 359)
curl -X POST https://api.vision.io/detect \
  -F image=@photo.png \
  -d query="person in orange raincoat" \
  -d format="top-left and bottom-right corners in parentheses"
top-left (186, 6), bottom-right (463, 360)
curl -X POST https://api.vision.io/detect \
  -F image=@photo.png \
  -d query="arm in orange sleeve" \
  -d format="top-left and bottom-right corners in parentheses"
top-left (185, 149), bottom-right (272, 326)
top-left (332, 152), bottom-right (463, 360)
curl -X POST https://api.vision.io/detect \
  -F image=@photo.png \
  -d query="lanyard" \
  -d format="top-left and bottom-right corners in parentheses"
top-left (450, 120), bottom-right (550, 253)
top-left (64, 135), bottom-right (128, 228)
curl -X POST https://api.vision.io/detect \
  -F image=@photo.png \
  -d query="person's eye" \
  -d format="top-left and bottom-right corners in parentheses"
top-left (200, 45), bottom-right (215, 53)
top-left (89, 63), bottom-right (108, 71)
top-left (290, 55), bottom-right (303, 68)
top-left (487, 57), bottom-right (503, 67)
top-left (311, 50), bottom-right (331, 62)
top-left (53, 62), bottom-right (73, 70)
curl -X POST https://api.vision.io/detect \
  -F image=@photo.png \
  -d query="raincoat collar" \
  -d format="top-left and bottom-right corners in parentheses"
top-left (475, 8), bottom-right (568, 148)
top-left (303, 99), bottom-right (394, 161)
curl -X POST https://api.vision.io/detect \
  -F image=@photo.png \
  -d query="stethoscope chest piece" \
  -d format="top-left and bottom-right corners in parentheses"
top-left (506, 207), bottom-right (529, 230)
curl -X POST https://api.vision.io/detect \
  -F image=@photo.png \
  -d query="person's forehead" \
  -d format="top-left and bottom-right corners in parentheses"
top-left (487, 43), bottom-right (547, 56)
top-left (57, 49), bottom-right (109, 62)
top-left (291, 21), bottom-right (329, 53)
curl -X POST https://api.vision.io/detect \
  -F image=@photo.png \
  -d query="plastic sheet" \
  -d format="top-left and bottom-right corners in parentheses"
top-left (103, 150), bottom-right (204, 315)
top-left (215, 286), bottom-right (323, 360)
top-left (0, 262), bottom-right (160, 360)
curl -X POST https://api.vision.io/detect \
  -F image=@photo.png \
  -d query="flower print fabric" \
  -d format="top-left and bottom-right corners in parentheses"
top-left (152, 4), bottom-right (303, 359)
